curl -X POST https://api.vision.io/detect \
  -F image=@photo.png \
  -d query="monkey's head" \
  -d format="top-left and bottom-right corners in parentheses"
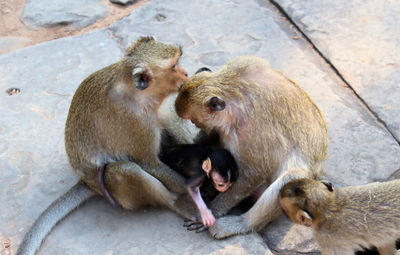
top-left (175, 66), bottom-right (240, 134)
top-left (279, 178), bottom-right (335, 228)
top-left (175, 57), bottom-right (262, 135)
top-left (201, 148), bottom-right (239, 192)
top-left (124, 36), bottom-right (188, 96)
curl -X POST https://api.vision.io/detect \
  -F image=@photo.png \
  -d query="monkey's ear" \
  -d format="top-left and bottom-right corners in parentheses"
top-left (321, 181), bottom-right (334, 192)
top-left (206, 96), bottom-right (225, 112)
top-left (202, 157), bottom-right (212, 174)
top-left (132, 63), bottom-right (151, 90)
top-left (296, 210), bottom-right (313, 227)
top-left (195, 67), bottom-right (212, 74)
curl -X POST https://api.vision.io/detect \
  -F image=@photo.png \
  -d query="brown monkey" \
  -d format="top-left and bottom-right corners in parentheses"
top-left (17, 37), bottom-right (192, 255)
top-left (175, 56), bottom-right (328, 238)
top-left (279, 178), bottom-right (400, 255)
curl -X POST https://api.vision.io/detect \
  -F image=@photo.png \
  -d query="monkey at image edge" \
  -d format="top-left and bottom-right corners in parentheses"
top-left (279, 178), bottom-right (400, 255)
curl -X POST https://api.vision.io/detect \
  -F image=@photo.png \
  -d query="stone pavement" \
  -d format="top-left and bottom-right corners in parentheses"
top-left (0, 0), bottom-right (399, 254)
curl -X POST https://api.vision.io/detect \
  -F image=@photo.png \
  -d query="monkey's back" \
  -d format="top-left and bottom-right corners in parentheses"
top-left (222, 57), bottom-right (328, 178)
top-left (65, 62), bottom-right (159, 189)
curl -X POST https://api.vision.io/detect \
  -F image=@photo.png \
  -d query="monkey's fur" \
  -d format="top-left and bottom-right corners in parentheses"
top-left (280, 178), bottom-right (400, 255)
top-left (175, 56), bottom-right (328, 238)
top-left (17, 37), bottom-right (194, 255)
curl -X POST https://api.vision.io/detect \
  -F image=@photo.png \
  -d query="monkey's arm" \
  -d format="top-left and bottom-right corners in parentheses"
top-left (187, 175), bottom-right (216, 227)
top-left (208, 168), bottom-right (313, 239)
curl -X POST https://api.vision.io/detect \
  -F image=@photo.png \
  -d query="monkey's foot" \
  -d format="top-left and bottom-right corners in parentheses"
top-left (208, 215), bottom-right (249, 240)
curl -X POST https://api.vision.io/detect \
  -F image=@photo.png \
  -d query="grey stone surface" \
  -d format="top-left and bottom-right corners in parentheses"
top-left (21, 0), bottom-right (108, 29)
top-left (262, 216), bottom-right (319, 255)
top-left (1, 0), bottom-right (399, 254)
top-left (274, 0), bottom-right (400, 141)
top-left (38, 199), bottom-right (271, 255)
top-left (0, 37), bottom-right (31, 55)
top-left (0, 30), bottom-right (123, 255)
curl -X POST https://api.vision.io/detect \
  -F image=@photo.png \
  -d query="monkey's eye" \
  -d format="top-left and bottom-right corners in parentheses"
top-left (171, 61), bottom-right (178, 70)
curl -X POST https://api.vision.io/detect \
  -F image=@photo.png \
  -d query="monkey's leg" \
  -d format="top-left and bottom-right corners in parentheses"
top-left (208, 168), bottom-right (312, 239)
top-left (103, 161), bottom-right (196, 220)
top-left (104, 161), bottom-right (177, 209)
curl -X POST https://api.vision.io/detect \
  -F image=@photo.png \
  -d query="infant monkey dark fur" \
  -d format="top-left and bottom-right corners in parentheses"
top-left (160, 139), bottom-right (238, 227)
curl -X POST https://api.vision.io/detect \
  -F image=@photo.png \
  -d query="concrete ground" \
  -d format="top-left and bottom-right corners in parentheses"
top-left (0, 0), bottom-right (399, 254)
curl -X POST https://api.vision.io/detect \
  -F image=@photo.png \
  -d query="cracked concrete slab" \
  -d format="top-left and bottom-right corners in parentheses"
top-left (1, 0), bottom-right (400, 254)
top-left (273, 0), bottom-right (400, 141)
top-left (21, 0), bottom-right (109, 29)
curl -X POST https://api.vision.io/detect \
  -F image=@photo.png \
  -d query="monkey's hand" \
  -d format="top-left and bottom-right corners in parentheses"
top-left (183, 219), bottom-right (207, 233)
top-left (208, 215), bottom-right (248, 240)
top-left (182, 209), bottom-right (215, 232)
top-left (199, 208), bottom-right (216, 227)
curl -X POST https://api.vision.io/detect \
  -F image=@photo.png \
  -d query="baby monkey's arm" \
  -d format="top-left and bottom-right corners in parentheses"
top-left (187, 174), bottom-right (216, 227)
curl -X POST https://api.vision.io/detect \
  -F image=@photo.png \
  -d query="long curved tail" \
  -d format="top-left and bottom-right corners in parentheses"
top-left (17, 182), bottom-right (96, 255)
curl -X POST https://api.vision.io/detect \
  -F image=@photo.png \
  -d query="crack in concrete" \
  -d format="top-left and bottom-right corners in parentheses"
top-left (267, 0), bottom-right (400, 146)
top-left (106, 27), bottom-right (126, 53)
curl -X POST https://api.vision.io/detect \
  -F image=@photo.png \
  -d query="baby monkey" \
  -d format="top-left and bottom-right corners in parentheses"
top-left (160, 143), bottom-right (238, 227)
top-left (279, 178), bottom-right (400, 255)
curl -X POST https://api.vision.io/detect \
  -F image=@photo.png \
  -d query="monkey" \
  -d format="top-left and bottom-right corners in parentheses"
top-left (279, 178), bottom-right (400, 255)
top-left (160, 143), bottom-right (239, 227)
top-left (174, 56), bottom-right (328, 238)
top-left (17, 36), bottom-right (195, 255)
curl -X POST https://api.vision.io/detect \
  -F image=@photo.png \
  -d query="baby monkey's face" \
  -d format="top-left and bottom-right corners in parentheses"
top-left (210, 171), bottom-right (232, 192)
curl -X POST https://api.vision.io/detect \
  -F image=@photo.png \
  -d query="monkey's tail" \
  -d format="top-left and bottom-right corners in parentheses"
top-left (16, 181), bottom-right (96, 255)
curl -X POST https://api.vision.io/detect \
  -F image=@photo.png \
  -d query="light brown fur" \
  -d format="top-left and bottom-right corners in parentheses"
top-left (17, 37), bottom-right (194, 255)
top-left (65, 36), bottom-right (189, 209)
top-left (175, 56), bottom-right (328, 239)
top-left (280, 178), bottom-right (400, 255)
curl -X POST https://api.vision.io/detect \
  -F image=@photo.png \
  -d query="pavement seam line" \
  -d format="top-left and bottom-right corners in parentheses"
top-left (267, 0), bottom-right (400, 146)
top-left (106, 27), bottom-right (126, 52)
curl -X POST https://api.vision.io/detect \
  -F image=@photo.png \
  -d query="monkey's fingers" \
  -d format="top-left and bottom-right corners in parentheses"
top-left (183, 219), bottom-right (200, 227)
top-left (195, 225), bottom-right (208, 233)
top-left (183, 220), bottom-right (204, 231)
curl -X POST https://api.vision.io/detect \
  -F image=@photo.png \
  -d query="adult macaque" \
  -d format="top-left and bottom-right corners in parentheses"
top-left (160, 143), bottom-right (239, 227)
top-left (17, 37), bottom-right (193, 255)
top-left (175, 56), bottom-right (328, 238)
top-left (280, 178), bottom-right (400, 255)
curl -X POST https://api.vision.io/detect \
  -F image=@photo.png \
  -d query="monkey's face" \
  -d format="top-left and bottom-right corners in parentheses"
top-left (150, 52), bottom-right (188, 94)
top-left (210, 171), bottom-right (232, 192)
top-left (162, 53), bottom-right (189, 91)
